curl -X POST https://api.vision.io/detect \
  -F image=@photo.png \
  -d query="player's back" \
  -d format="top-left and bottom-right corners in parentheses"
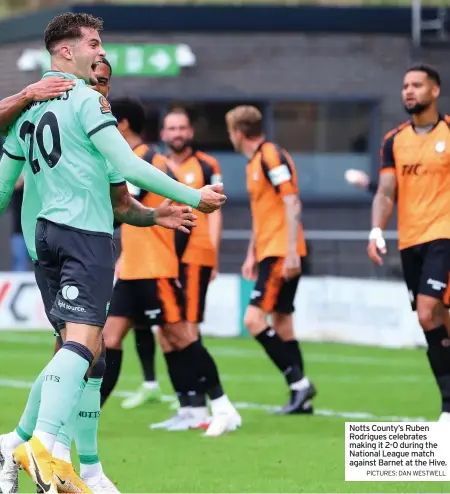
top-left (120, 146), bottom-right (178, 280)
top-left (247, 141), bottom-right (306, 261)
top-left (11, 72), bottom-right (117, 236)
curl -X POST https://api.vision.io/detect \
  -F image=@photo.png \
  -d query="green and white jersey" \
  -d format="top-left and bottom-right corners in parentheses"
top-left (3, 71), bottom-right (118, 236)
top-left (21, 160), bottom-right (124, 262)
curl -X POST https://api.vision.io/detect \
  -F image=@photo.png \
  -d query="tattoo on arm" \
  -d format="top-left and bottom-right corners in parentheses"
top-left (110, 185), bottom-right (156, 227)
top-left (282, 194), bottom-right (300, 253)
top-left (372, 172), bottom-right (397, 230)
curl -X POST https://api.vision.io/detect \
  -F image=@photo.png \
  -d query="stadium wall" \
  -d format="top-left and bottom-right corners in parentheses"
top-left (0, 272), bottom-right (425, 349)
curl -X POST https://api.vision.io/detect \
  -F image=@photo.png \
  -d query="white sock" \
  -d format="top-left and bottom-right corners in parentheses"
top-left (210, 394), bottom-right (234, 416)
top-left (80, 461), bottom-right (103, 480)
top-left (143, 381), bottom-right (159, 390)
top-left (290, 377), bottom-right (310, 391)
top-left (52, 442), bottom-right (72, 463)
top-left (3, 430), bottom-right (26, 453)
top-left (34, 431), bottom-right (57, 453)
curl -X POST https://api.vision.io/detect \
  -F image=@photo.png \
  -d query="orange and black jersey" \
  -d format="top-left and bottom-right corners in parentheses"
top-left (119, 143), bottom-right (178, 280)
top-left (247, 141), bottom-right (307, 262)
top-left (167, 150), bottom-right (222, 267)
top-left (380, 115), bottom-right (450, 250)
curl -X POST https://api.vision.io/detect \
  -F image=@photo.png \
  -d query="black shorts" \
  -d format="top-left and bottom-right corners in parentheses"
top-left (400, 239), bottom-right (450, 311)
top-left (33, 260), bottom-right (65, 332)
top-left (249, 257), bottom-right (300, 314)
top-left (108, 278), bottom-right (185, 326)
top-left (178, 263), bottom-right (212, 323)
top-left (35, 219), bottom-right (115, 327)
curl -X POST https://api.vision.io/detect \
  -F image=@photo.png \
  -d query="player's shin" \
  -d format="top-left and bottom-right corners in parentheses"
top-left (34, 342), bottom-right (93, 451)
top-left (425, 325), bottom-right (450, 413)
top-left (75, 354), bottom-right (105, 480)
top-left (134, 328), bottom-right (158, 385)
top-left (100, 348), bottom-right (123, 407)
top-left (12, 367), bottom-right (48, 448)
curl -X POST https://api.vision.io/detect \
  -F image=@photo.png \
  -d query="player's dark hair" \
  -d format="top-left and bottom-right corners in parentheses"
top-left (406, 64), bottom-right (441, 87)
top-left (44, 13), bottom-right (103, 53)
top-left (97, 58), bottom-right (112, 77)
top-left (110, 98), bottom-right (146, 135)
top-left (165, 107), bottom-right (191, 125)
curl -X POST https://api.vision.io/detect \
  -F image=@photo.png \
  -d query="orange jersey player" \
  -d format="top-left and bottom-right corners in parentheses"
top-left (161, 108), bottom-right (222, 330)
top-left (226, 105), bottom-right (316, 415)
top-left (368, 64), bottom-right (450, 421)
top-left (101, 98), bottom-right (241, 436)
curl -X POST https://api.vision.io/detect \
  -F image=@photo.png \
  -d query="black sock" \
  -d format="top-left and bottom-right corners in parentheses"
top-left (100, 348), bottom-right (123, 407)
top-left (256, 327), bottom-right (302, 386)
top-left (286, 340), bottom-right (305, 374)
top-left (134, 328), bottom-right (156, 382)
top-left (179, 340), bottom-right (224, 400)
top-left (164, 351), bottom-right (193, 408)
top-left (425, 325), bottom-right (450, 412)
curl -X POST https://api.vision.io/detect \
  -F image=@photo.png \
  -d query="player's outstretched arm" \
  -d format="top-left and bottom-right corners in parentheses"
top-left (0, 77), bottom-right (75, 134)
top-left (90, 126), bottom-right (226, 213)
top-left (110, 183), bottom-right (197, 233)
top-left (0, 154), bottom-right (25, 214)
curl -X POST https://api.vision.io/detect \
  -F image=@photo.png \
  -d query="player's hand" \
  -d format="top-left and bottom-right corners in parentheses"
top-left (283, 251), bottom-right (302, 280)
top-left (154, 199), bottom-right (197, 234)
top-left (197, 183), bottom-right (226, 214)
top-left (345, 169), bottom-right (370, 190)
top-left (25, 77), bottom-right (75, 102)
top-left (367, 228), bottom-right (387, 266)
top-left (242, 257), bottom-right (257, 281)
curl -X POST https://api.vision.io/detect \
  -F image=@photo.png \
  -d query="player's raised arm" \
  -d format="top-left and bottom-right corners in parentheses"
top-left (368, 133), bottom-right (397, 266)
top-left (0, 77), bottom-right (75, 133)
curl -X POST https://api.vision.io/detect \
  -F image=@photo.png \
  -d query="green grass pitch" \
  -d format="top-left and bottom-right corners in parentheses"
top-left (0, 331), bottom-right (449, 493)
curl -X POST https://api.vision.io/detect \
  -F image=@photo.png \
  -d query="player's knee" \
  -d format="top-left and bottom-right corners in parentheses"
top-left (103, 327), bottom-right (123, 350)
top-left (244, 307), bottom-right (267, 336)
top-left (272, 313), bottom-right (294, 341)
top-left (417, 301), bottom-right (443, 331)
top-left (163, 322), bottom-right (195, 350)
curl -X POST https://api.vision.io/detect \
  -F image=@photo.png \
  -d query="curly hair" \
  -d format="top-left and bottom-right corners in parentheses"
top-left (44, 13), bottom-right (104, 53)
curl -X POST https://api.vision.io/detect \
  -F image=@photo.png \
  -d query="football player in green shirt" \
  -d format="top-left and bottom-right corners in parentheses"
top-left (0, 12), bottom-right (225, 493)
top-left (0, 59), bottom-right (198, 494)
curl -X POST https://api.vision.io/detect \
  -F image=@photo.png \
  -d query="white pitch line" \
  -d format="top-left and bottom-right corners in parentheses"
top-left (0, 378), bottom-right (428, 423)
top-left (0, 333), bottom-right (422, 368)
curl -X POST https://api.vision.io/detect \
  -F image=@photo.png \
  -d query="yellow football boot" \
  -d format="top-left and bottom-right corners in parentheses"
top-left (13, 436), bottom-right (57, 493)
top-left (52, 458), bottom-right (93, 493)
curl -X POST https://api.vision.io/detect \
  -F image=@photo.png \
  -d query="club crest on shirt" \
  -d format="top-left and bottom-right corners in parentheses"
top-left (435, 141), bottom-right (446, 153)
top-left (99, 96), bottom-right (111, 114)
top-left (184, 173), bottom-right (195, 184)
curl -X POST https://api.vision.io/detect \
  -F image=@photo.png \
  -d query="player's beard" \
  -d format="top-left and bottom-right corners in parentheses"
top-left (168, 139), bottom-right (191, 154)
top-left (404, 100), bottom-right (431, 115)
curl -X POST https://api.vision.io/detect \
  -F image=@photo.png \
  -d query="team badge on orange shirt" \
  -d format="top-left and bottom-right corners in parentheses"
top-left (435, 141), bottom-right (446, 153)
